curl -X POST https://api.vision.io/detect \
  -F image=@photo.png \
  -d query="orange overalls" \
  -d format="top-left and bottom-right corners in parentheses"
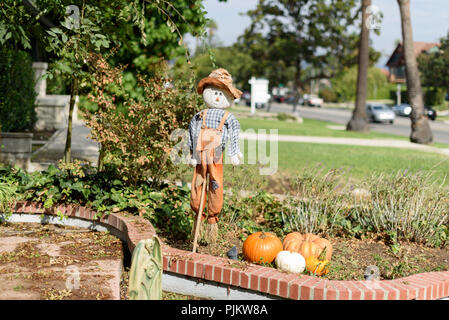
top-left (190, 109), bottom-right (229, 225)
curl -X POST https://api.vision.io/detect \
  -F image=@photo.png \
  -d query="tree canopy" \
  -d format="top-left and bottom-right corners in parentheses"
top-left (418, 32), bottom-right (449, 90)
top-left (234, 0), bottom-right (368, 92)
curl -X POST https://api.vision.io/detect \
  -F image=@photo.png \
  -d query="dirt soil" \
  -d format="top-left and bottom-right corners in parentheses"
top-left (0, 222), bottom-right (124, 300)
top-left (160, 224), bottom-right (449, 281)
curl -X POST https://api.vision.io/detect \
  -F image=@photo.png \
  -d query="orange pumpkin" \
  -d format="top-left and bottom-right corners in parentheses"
top-left (305, 247), bottom-right (330, 276)
top-left (242, 231), bottom-right (283, 264)
top-left (305, 256), bottom-right (330, 276)
top-left (282, 232), bottom-right (304, 253)
top-left (282, 232), bottom-right (333, 260)
top-left (298, 241), bottom-right (322, 260)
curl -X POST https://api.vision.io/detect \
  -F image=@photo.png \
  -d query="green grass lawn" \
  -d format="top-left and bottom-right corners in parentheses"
top-left (173, 140), bottom-right (449, 191)
top-left (237, 116), bottom-right (449, 149)
top-left (272, 141), bottom-right (449, 182)
top-left (238, 117), bottom-right (410, 140)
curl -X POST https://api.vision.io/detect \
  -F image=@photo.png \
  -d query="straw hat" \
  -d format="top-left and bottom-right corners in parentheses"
top-left (197, 68), bottom-right (242, 99)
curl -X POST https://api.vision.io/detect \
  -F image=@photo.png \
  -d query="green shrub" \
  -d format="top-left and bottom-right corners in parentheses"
top-left (84, 53), bottom-right (202, 186)
top-left (319, 87), bottom-right (337, 102)
top-left (390, 88), bottom-right (409, 104)
top-left (276, 113), bottom-right (297, 121)
top-left (331, 66), bottom-right (390, 102)
top-left (424, 87), bottom-right (445, 106)
top-left (0, 48), bottom-right (37, 132)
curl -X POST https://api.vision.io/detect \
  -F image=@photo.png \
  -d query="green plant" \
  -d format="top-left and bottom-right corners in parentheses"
top-left (84, 53), bottom-right (202, 186)
top-left (276, 113), bottom-right (297, 121)
top-left (319, 87), bottom-right (337, 102)
top-left (351, 170), bottom-right (449, 247)
top-left (424, 87), bottom-right (445, 106)
top-left (0, 182), bottom-right (16, 217)
top-left (0, 48), bottom-right (37, 132)
top-left (280, 165), bottom-right (351, 236)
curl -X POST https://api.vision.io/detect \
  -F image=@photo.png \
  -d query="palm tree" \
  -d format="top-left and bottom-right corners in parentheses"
top-left (347, 0), bottom-right (371, 132)
top-left (397, 0), bottom-right (433, 144)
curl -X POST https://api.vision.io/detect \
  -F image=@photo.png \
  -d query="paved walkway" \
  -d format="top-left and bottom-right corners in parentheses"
top-left (240, 132), bottom-right (449, 156)
top-left (31, 119), bottom-right (99, 168)
top-left (0, 222), bottom-right (122, 300)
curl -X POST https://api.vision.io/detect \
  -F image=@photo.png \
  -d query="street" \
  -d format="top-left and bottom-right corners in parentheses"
top-left (264, 102), bottom-right (449, 144)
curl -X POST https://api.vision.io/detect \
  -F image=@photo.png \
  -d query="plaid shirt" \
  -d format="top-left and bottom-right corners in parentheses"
top-left (188, 108), bottom-right (241, 159)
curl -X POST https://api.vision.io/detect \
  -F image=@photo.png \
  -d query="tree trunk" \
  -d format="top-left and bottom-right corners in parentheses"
top-left (347, 0), bottom-right (371, 132)
top-left (64, 76), bottom-right (78, 163)
top-left (292, 57), bottom-right (302, 113)
top-left (397, 0), bottom-right (433, 144)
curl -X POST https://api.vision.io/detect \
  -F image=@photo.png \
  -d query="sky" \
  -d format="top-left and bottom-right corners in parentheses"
top-left (185, 0), bottom-right (449, 67)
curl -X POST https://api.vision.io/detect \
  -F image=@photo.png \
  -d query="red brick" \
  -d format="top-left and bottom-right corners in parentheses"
top-left (203, 263), bottom-right (215, 281)
top-left (25, 201), bottom-right (33, 212)
top-left (177, 260), bottom-right (187, 275)
top-left (186, 260), bottom-right (195, 277)
top-left (195, 262), bottom-right (205, 278)
top-left (268, 277), bottom-right (279, 296)
top-left (205, 260), bottom-right (223, 281)
top-left (443, 281), bottom-right (449, 298)
top-left (249, 268), bottom-right (271, 291)
top-left (289, 276), bottom-right (315, 300)
top-left (231, 269), bottom-right (241, 287)
top-left (311, 280), bottom-right (327, 300)
top-left (13, 202), bottom-right (24, 212)
top-left (240, 271), bottom-right (250, 289)
top-left (258, 270), bottom-right (281, 294)
top-left (388, 280), bottom-right (417, 300)
top-left (406, 278), bottom-right (432, 300)
top-left (222, 267), bottom-right (233, 285)
top-left (278, 274), bottom-right (301, 299)
top-left (108, 214), bottom-right (117, 228)
top-left (300, 278), bottom-right (323, 300)
top-left (342, 281), bottom-right (365, 300)
top-left (163, 256), bottom-right (169, 270)
top-left (353, 281), bottom-right (376, 300)
top-left (378, 282), bottom-right (400, 300)
top-left (328, 281), bottom-right (351, 300)
top-left (289, 282), bottom-right (300, 300)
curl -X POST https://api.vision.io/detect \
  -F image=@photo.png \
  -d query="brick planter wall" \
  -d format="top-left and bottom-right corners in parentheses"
top-left (8, 201), bottom-right (449, 300)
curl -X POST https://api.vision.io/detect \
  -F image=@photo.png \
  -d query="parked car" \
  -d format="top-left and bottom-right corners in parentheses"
top-left (303, 94), bottom-right (324, 107)
top-left (392, 103), bottom-right (437, 120)
top-left (425, 105), bottom-right (437, 121)
top-left (366, 104), bottom-right (395, 124)
top-left (392, 103), bottom-right (412, 117)
top-left (273, 95), bottom-right (285, 103)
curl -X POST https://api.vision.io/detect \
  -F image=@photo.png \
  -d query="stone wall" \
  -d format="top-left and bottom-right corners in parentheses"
top-left (32, 62), bottom-right (79, 132)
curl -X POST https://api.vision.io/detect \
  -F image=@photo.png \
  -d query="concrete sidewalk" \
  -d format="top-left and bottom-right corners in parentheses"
top-left (31, 119), bottom-right (99, 168)
top-left (240, 132), bottom-right (449, 156)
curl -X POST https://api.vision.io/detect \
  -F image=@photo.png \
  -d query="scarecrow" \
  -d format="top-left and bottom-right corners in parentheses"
top-left (188, 68), bottom-right (243, 250)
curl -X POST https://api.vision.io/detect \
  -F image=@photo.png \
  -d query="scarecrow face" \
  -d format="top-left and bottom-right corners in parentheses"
top-left (203, 86), bottom-right (234, 109)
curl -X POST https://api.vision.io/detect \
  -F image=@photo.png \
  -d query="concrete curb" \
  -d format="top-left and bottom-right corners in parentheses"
top-left (5, 201), bottom-right (449, 300)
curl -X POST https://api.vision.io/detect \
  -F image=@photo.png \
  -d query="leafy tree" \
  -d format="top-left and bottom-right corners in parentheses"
top-left (235, 0), bottom-right (363, 96)
top-left (418, 32), bottom-right (449, 94)
top-left (0, 48), bottom-right (37, 132)
top-left (0, 0), bottom-right (214, 163)
top-left (173, 46), bottom-right (255, 91)
top-left (331, 66), bottom-right (389, 102)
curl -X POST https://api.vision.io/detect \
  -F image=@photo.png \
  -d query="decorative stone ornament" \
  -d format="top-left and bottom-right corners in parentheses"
top-left (128, 236), bottom-right (162, 300)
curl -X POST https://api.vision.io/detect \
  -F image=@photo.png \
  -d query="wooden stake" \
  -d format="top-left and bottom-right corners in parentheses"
top-left (192, 173), bottom-right (208, 253)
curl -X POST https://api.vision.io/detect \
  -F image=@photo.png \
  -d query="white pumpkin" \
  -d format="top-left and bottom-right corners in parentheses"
top-left (275, 250), bottom-right (306, 274)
